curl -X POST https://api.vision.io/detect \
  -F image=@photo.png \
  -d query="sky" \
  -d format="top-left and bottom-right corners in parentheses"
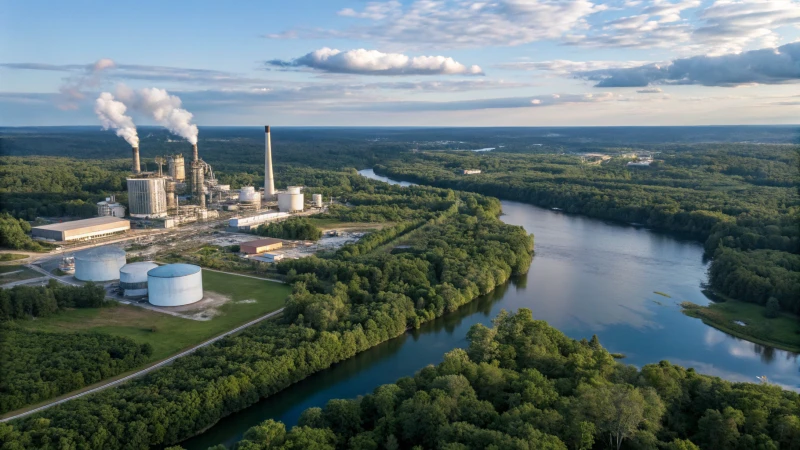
top-left (0, 0), bottom-right (799, 127)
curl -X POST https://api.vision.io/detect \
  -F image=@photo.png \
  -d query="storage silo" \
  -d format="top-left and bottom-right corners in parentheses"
top-left (74, 246), bottom-right (127, 282)
top-left (238, 186), bottom-right (261, 204)
top-left (147, 264), bottom-right (203, 306)
top-left (278, 186), bottom-right (304, 212)
top-left (119, 262), bottom-right (159, 298)
top-left (312, 193), bottom-right (323, 208)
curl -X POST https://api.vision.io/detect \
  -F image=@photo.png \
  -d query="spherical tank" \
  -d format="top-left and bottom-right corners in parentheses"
top-left (74, 246), bottom-right (127, 282)
top-left (147, 264), bottom-right (203, 306)
top-left (119, 262), bottom-right (158, 298)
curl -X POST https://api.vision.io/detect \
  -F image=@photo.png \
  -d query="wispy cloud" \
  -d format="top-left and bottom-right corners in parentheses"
top-left (267, 48), bottom-right (483, 75)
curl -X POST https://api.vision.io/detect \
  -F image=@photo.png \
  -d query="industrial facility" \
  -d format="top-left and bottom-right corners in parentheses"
top-left (32, 217), bottom-right (130, 242)
top-left (97, 196), bottom-right (126, 218)
top-left (119, 262), bottom-right (159, 298)
top-left (147, 263), bottom-right (204, 307)
top-left (74, 246), bottom-right (127, 282)
top-left (278, 186), bottom-right (305, 213)
top-left (240, 238), bottom-right (283, 255)
top-left (228, 211), bottom-right (290, 231)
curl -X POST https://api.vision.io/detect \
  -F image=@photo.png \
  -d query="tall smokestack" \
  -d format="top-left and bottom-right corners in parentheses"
top-left (192, 144), bottom-right (198, 162)
top-left (132, 147), bottom-right (141, 174)
top-left (265, 126), bottom-right (275, 199)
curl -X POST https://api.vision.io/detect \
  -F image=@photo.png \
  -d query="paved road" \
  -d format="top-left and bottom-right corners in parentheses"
top-left (0, 276), bottom-right (49, 288)
top-left (0, 307), bottom-right (285, 423)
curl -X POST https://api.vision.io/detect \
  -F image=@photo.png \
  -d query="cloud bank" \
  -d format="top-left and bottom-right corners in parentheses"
top-left (268, 48), bottom-right (483, 75)
top-left (578, 42), bottom-right (800, 87)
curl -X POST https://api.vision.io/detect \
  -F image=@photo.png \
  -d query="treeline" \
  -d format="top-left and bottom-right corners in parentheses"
top-left (222, 309), bottom-right (800, 450)
top-left (0, 325), bottom-right (152, 414)
top-left (255, 218), bottom-right (323, 241)
top-left (0, 175), bottom-right (533, 449)
top-left (375, 145), bottom-right (800, 314)
top-left (0, 213), bottom-right (46, 251)
top-left (0, 279), bottom-right (108, 321)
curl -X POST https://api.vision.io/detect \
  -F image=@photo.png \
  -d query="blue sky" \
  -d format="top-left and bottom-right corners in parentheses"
top-left (1, 0), bottom-right (798, 126)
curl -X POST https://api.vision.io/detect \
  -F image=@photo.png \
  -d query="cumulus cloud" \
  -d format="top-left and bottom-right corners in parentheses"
top-left (577, 42), bottom-right (800, 87)
top-left (694, 0), bottom-right (800, 55)
top-left (267, 48), bottom-right (483, 75)
top-left (267, 0), bottom-right (603, 49)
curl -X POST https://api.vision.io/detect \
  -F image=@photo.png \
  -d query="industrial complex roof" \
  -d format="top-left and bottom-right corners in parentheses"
top-left (148, 263), bottom-right (201, 278)
top-left (74, 246), bottom-right (127, 261)
top-left (241, 238), bottom-right (283, 247)
top-left (32, 216), bottom-right (129, 231)
top-left (120, 262), bottom-right (159, 275)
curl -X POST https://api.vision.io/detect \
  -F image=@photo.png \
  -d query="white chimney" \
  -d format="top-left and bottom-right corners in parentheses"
top-left (264, 125), bottom-right (275, 199)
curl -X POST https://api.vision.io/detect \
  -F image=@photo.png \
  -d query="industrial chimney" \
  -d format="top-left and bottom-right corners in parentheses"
top-left (132, 147), bottom-right (141, 174)
top-left (191, 143), bottom-right (198, 162)
top-left (264, 126), bottom-right (275, 199)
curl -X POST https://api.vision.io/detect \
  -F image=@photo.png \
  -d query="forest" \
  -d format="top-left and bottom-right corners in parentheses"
top-left (0, 279), bottom-right (109, 322)
top-left (176, 309), bottom-right (800, 450)
top-left (0, 172), bottom-right (534, 449)
top-left (255, 218), bottom-right (323, 241)
top-left (374, 145), bottom-right (800, 315)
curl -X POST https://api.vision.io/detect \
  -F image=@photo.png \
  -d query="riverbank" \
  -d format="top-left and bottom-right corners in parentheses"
top-left (681, 297), bottom-right (800, 353)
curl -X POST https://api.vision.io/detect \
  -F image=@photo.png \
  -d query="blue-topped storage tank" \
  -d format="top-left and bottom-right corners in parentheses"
top-left (147, 263), bottom-right (203, 306)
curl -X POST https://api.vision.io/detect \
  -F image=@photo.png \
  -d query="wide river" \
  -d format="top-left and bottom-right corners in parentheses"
top-left (183, 168), bottom-right (799, 449)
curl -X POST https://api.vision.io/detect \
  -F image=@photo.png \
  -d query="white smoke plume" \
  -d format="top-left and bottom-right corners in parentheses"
top-left (117, 86), bottom-right (198, 145)
top-left (94, 92), bottom-right (139, 147)
top-left (59, 58), bottom-right (117, 110)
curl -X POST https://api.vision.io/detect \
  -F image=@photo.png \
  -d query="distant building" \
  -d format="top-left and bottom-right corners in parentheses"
top-left (462, 169), bottom-right (482, 175)
top-left (252, 253), bottom-right (284, 263)
top-left (32, 217), bottom-right (130, 242)
top-left (97, 196), bottom-right (126, 218)
top-left (240, 238), bottom-right (283, 255)
top-left (228, 212), bottom-right (290, 231)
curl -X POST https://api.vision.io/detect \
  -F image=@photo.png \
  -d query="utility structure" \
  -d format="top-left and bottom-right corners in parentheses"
top-left (132, 146), bottom-right (141, 174)
top-left (264, 125), bottom-right (275, 200)
top-left (168, 154), bottom-right (186, 181)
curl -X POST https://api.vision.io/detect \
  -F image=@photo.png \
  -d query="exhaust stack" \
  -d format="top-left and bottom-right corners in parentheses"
top-left (191, 143), bottom-right (198, 162)
top-left (264, 126), bottom-right (275, 199)
top-left (132, 147), bottom-right (141, 174)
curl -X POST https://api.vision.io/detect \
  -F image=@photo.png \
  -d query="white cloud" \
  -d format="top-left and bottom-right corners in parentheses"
top-left (496, 59), bottom-right (651, 74)
top-left (577, 42), bottom-right (800, 86)
top-left (267, 48), bottom-right (483, 75)
top-left (637, 87), bottom-right (664, 93)
top-left (693, 0), bottom-right (800, 55)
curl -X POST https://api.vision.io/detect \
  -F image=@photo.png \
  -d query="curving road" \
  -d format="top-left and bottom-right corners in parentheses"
top-left (0, 307), bottom-right (284, 423)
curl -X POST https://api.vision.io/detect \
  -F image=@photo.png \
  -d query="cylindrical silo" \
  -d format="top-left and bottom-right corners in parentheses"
top-left (166, 181), bottom-right (176, 210)
top-left (278, 186), bottom-right (304, 212)
top-left (147, 264), bottom-right (203, 306)
top-left (74, 246), bottom-right (127, 282)
top-left (119, 262), bottom-right (158, 298)
top-left (169, 154), bottom-right (186, 182)
top-left (312, 193), bottom-right (323, 208)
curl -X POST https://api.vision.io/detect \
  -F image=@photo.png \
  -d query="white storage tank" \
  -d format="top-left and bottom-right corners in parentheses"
top-left (74, 246), bottom-right (127, 282)
top-left (119, 262), bottom-right (158, 298)
top-left (278, 186), bottom-right (304, 212)
top-left (312, 193), bottom-right (323, 208)
top-left (238, 186), bottom-right (261, 204)
top-left (147, 264), bottom-right (203, 306)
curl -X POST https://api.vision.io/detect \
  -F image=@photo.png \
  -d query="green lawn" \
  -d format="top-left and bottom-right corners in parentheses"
top-left (0, 265), bottom-right (43, 284)
top-left (19, 270), bottom-right (290, 361)
top-left (306, 218), bottom-right (392, 231)
top-left (682, 299), bottom-right (800, 353)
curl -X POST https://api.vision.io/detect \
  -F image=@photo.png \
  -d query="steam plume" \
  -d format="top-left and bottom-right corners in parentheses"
top-left (118, 86), bottom-right (198, 145)
top-left (60, 58), bottom-right (116, 110)
top-left (94, 92), bottom-right (139, 147)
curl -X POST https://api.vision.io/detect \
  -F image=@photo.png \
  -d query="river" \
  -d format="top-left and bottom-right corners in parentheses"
top-left (183, 168), bottom-right (799, 449)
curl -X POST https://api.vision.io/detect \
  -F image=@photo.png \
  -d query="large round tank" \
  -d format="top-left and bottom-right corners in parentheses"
top-left (147, 264), bottom-right (203, 306)
top-left (278, 187), bottom-right (304, 212)
top-left (312, 193), bottom-right (323, 208)
top-left (119, 262), bottom-right (158, 298)
top-left (239, 186), bottom-right (260, 203)
top-left (74, 246), bottom-right (127, 282)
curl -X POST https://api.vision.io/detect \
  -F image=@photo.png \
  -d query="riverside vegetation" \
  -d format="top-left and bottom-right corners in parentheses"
top-left (0, 171), bottom-right (534, 448)
top-left (190, 309), bottom-right (800, 450)
top-left (374, 145), bottom-right (800, 342)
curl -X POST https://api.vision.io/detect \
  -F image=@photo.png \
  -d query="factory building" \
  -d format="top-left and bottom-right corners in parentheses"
top-left (240, 238), bottom-right (283, 255)
top-left (32, 216), bottom-right (130, 242)
top-left (97, 196), bottom-right (126, 218)
top-left (228, 211), bottom-right (290, 231)
top-left (278, 186), bottom-right (304, 212)
top-left (74, 246), bottom-right (127, 282)
top-left (119, 262), bottom-right (159, 298)
top-left (147, 264), bottom-right (203, 307)
top-left (252, 253), bottom-right (284, 263)
top-left (127, 177), bottom-right (168, 218)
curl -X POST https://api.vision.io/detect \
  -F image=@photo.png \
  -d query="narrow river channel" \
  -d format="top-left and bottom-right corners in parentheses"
top-left (182, 168), bottom-right (799, 449)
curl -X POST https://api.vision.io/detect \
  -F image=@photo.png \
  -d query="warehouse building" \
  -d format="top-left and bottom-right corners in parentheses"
top-left (31, 217), bottom-right (130, 242)
top-left (240, 238), bottom-right (283, 255)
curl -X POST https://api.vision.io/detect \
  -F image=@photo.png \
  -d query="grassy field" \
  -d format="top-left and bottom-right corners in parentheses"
top-left (0, 253), bottom-right (28, 262)
top-left (19, 270), bottom-right (290, 360)
top-left (306, 218), bottom-right (393, 231)
top-left (682, 299), bottom-right (800, 353)
top-left (0, 265), bottom-right (43, 284)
